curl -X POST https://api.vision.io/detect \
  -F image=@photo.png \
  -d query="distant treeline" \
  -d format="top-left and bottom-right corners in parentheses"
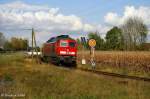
top-left (77, 17), bottom-right (149, 51)
top-left (3, 37), bottom-right (28, 51)
top-left (0, 17), bottom-right (149, 51)
top-left (0, 34), bottom-right (41, 51)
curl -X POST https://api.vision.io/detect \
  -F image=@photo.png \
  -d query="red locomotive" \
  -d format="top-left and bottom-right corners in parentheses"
top-left (42, 35), bottom-right (77, 66)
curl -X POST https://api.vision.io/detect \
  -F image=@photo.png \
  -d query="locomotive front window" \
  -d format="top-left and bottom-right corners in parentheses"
top-left (47, 37), bottom-right (56, 43)
top-left (60, 41), bottom-right (68, 47)
top-left (69, 42), bottom-right (76, 47)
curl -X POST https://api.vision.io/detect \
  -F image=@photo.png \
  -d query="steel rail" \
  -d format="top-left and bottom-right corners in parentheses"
top-left (77, 67), bottom-right (150, 82)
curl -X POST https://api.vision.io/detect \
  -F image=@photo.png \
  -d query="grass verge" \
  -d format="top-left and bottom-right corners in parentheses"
top-left (0, 52), bottom-right (150, 99)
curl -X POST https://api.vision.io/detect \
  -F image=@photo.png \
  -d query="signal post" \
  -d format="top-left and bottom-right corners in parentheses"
top-left (88, 39), bottom-right (96, 69)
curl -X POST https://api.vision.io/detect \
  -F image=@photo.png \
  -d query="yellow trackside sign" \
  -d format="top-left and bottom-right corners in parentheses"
top-left (88, 39), bottom-right (96, 47)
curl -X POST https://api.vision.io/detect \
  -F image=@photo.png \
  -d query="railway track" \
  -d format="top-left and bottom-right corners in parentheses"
top-left (77, 67), bottom-right (150, 82)
top-left (40, 59), bottom-right (150, 82)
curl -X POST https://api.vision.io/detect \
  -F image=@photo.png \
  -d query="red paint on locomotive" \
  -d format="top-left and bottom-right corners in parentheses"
top-left (42, 35), bottom-right (77, 65)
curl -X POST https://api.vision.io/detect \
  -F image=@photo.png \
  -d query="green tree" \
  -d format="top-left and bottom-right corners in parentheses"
top-left (76, 38), bottom-right (82, 50)
top-left (0, 32), bottom-right (5, 48)
top-left (105, 26), bottom-right (123, 50)
top-left (88, 32), bottom-right (104, 50)
top-left (22, 39), bottom-right (28, 50)
top-left (4, 41), bottom-right (12, 51)
top-left (10, 37), bottom-right (28, 51)
top-left (11, 37), bottom-right (19, 50)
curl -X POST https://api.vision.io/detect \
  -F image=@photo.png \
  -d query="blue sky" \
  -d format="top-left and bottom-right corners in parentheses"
top-left (0, 0), bottom-right (150, 45)
top-left (1, 0), bottom-right (149, 24)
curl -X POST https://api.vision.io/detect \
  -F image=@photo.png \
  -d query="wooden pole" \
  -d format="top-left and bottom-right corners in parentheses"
top-left (33, 30), bottom-right (39, 62)
top-left (32, 28), bottom-right (39, 63)
top-left (91, 47), bottom-right (95, 69)
top-left (31, 28), bottom-right (34, 59)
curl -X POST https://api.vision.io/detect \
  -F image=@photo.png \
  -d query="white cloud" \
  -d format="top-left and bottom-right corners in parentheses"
top-left (104, 12), bottom-right (121, 25)
top-left (0, 1), bottom-right (115, 45)
top-left (96, 25), bottom-right (111, 38)
top-left (83, 24), bottom-right (95, 32)
top-left (0, 1), bottom-right (51, 12)
top-left (0, 1), bottom-right (96, 37)
top-left (104, 6), bottom-right (150, 26)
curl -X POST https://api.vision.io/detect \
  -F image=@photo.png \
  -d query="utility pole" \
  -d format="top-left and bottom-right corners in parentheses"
top-left (31, 28), bottom-right (34, 59)
top-left (31, 28), bottom-right (39, 62)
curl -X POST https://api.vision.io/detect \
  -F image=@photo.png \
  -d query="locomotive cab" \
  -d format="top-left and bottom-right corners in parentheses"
top-left (42, 35), bottom-right (77, 66)
top-left (57, 39), bottom-right (76, 56)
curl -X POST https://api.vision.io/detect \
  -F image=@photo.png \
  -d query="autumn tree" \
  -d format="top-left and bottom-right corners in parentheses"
top-left (0, 32), bottom-right (5, 48)
top-left (4, 38), bottom-right (28, 51)
top-left (121, 17), bottom-right (148, 50)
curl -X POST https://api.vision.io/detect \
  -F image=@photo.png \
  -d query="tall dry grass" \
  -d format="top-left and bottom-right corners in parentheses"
top-left (0, 52), bottom-right (25, 67)
top-left (77, 51), bottom-right (150, 77)
top-left (78, 51), bottom-right (150, 68)
top-left (0, 52), bottom-right (150, 98)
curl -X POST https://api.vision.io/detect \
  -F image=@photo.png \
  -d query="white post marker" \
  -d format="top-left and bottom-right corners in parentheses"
top-left (82, 58), bottom-right (86, 65)
top-left (88, 39), bottom-right (96, 69)
top-left (81, 37), bottom-right (86, 65)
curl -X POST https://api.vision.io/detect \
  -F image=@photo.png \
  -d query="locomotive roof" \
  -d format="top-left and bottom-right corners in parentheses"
top-left (46, 35), bottom-right (74, 43)
top-left (55, 35), bottom-right (75, 41)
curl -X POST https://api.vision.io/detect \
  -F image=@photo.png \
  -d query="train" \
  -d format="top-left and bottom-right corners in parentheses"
top-left (42, 35), bottom-right (77, 66)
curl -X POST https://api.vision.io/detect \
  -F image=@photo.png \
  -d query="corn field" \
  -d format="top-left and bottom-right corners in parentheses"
top-left (77, 51), bottom-right (150, 71)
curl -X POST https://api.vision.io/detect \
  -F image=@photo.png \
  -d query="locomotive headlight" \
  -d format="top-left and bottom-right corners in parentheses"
top-left (69, 52), bottom-right (75, 55)
top-left (71, 52), bottom-right (75, 54)
top-left (60, 51), bottom-right (66, 54)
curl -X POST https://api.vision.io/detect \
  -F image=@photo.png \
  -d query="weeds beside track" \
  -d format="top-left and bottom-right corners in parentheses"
top-left (77, 67), bottom-right (150, 82)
